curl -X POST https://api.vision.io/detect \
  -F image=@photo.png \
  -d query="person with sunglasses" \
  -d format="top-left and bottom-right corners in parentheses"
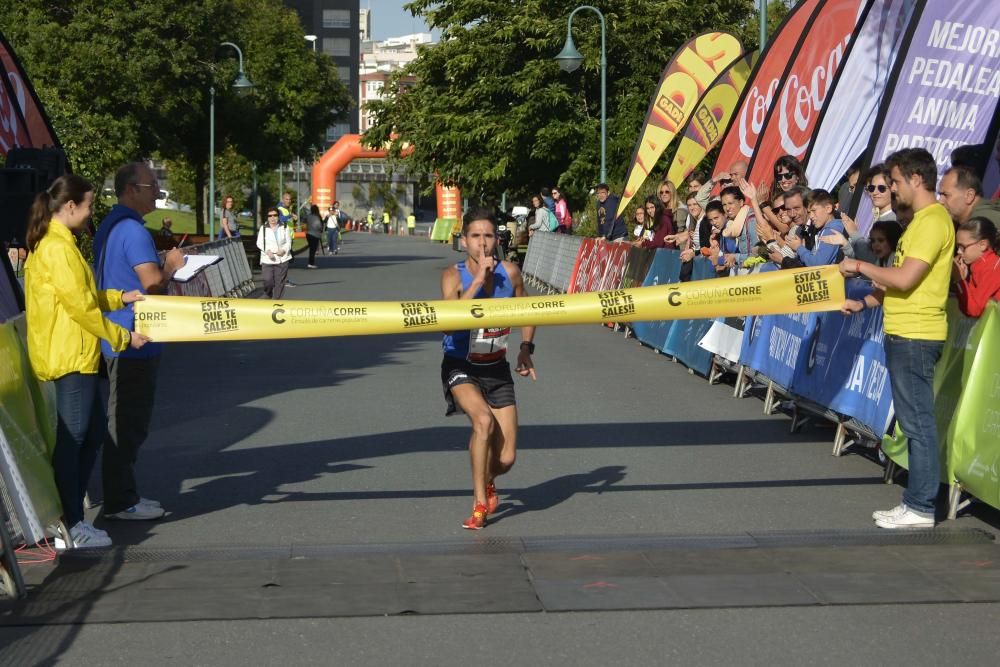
top-left (952, 217), bottom-right (1000, 318)
top-left (92, 162), bottom-right (185, 523)
top-left (819, 165), bottom-right (894, 264)
top-left (257, 207), bottom-right (292, 298)
top-left (865, 165), bottom-right (897, 224)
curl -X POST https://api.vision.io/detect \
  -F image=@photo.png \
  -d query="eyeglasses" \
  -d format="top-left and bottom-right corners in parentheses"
top-left (773, 206), bottom-right (786, 213)
top-left (776, 172), bottom-right (796, 181)
top-left (267, 213), bottom-right (278, 218)
top-left (658, 189), bottom-right (671, 195)
top-left (956, 241), bottom-right (984, 252)
top-left (866, 184), bottom-right (888, 193)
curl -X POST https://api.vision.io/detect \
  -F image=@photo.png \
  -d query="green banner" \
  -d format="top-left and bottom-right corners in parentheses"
top-left (0, 317), bottom-right (62, 543)
top-left (948, 301), bottom-right (1000, 510)
top-left (430, 218), bottom-right (457, 242)
top-left (881, 300), bottom-right (979, 473)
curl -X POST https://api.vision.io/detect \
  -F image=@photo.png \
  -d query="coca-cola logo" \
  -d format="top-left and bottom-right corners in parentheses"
top-left (600, 247), bottom-right (631, 291)
top-left (778, 35), bottom-right (850, 156)
top-left (738, 78), bottom-right (780, 158)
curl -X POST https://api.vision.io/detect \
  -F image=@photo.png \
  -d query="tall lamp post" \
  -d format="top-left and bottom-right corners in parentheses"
top-left (759, 0), bottom-right (768, 49)
top-left (555, 5), bottom-right (607, 185)
top-left (209, 41), bottom-right (253, 240)
top-left (305, 35), bottom-right (318, 52)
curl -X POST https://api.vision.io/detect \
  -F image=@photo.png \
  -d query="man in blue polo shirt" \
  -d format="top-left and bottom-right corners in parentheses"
top-left (92, 162), bottom-right (184, 521)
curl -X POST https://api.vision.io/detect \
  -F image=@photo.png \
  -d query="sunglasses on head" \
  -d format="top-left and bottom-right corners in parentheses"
top-left (866, 184), bottom-right (888, 193)
top-left (776, 172), bottom-right (796, 181)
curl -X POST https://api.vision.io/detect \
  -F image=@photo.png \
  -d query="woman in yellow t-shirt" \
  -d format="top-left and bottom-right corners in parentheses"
top-left (24, 175), bottom-right (148, 549)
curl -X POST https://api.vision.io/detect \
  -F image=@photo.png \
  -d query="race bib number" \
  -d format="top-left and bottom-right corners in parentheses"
top-left (468, 327), bottom-right (510, 364)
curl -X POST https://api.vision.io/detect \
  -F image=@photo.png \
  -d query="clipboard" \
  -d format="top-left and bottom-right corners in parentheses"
top-left (171, 255), bottom-right (223, 282)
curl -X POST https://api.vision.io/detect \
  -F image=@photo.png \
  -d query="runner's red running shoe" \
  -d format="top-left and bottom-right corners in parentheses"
top-left (462, 503), bottom-right (488, 530)
top-left (486, 482), bottom-right (499, 514)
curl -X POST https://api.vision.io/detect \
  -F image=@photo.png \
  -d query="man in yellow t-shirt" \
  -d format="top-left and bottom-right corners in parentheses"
top-left (840, 148), bottom-right (955, 530)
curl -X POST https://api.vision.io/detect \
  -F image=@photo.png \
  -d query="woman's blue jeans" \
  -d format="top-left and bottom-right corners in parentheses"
top-left (52, 372), bottom-right (105, 527)
top-left (884, 334), bottom-right (944, 516)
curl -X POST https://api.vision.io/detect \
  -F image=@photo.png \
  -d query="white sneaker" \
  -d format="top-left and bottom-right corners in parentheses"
top-left (104, 503), bottom-right (165, 520)
top-left (68, 521), bottom-right (113, 548)
top-left (872, 503), bottom-right (908, 521)
top-left (139, 497), bottom-right (162, 508)
top-left (875, 507), bottom-right (935, 530)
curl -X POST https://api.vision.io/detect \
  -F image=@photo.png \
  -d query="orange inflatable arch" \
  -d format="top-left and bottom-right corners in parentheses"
top-left (311, 134), bottom-right (461, 220)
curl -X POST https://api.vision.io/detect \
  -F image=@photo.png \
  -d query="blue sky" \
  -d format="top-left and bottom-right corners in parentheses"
top-left (365, 0), bottom-right (435, 40)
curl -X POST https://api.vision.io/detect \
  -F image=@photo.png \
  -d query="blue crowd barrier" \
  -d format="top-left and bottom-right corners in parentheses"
top-left (788, 308), bottom-right (894, 437)
top-left (661, 258), bottom-right (717, 376)
top-left (631, 250), bottom-right (682, 352)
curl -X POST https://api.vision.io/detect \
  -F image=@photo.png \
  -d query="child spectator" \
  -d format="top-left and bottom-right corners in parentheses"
top-left (953, 217), bottom-right (1000, 317)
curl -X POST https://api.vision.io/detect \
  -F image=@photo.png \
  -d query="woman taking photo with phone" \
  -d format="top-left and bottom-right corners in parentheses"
top-left (24, 174), bottom-right (148, 548)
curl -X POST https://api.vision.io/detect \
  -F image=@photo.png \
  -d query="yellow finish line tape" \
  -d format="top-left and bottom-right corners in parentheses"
top-left (134, 265), bottom-right (845, 342)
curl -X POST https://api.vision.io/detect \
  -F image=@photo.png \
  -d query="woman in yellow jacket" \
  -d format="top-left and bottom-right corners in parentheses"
top-left (24, 175), bottom-right (148, 549)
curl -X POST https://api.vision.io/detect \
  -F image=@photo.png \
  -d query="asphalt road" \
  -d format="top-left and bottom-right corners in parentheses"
top-left (3, 232), bottom-right (999, 665)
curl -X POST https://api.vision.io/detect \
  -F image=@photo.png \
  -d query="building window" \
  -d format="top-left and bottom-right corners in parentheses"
top-left (322, 37), bottom-right (351, 57)
top-left (336, 66), bottom-right (351, 83)
top-left (323, 9), bottom-right (351, 29)
top-left (326, 122), bottom-right (353, 142)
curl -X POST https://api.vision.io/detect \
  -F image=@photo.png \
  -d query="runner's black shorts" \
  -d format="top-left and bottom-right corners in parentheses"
top-left (441, 356), bottom-right (516, 416)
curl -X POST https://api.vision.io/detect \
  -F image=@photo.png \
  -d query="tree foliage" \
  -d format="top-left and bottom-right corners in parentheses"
top-left (0, 0), bottom-right (351, 231)
top-left (365, 0), bottom-right (764, 208)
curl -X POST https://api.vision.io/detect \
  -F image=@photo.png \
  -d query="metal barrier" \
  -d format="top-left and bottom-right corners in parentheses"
top-left (163, 237), bottom-right (255, 298)
top-left (521, 232), bottom-right (583, 294)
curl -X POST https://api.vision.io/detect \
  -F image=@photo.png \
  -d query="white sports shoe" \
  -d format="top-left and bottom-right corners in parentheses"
top-left (139, 497), bottom-right (162, 508)
top-left (875, 507), bottom-right (935, 530)
top-left (104, 502), bottom-right (165, 520)
top-left (872, 503), bottom-right (909, 521)
top-left (67, 521), bottom-right (113, 548)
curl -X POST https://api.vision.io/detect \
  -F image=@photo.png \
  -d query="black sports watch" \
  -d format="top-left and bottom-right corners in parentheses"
top-left (520, 341), bottom-right (535, 354)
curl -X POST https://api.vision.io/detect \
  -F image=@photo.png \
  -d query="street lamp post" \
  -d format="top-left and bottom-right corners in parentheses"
top-left (759, 0), bottom-right (768, 49)
top-left (305, 35), bottom-right (318, 53)
top-left (555, 5), bottom-right (607, 185)
top-left (209, 41), bottom-right (253, 240)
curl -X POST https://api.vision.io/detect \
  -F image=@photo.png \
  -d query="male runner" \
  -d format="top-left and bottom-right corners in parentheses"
top-left (441, 208), bottom-right (536, 530)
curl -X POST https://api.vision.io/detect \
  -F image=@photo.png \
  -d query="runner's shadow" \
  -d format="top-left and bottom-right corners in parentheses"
top-left (488, 466), bottom-right (627, 524)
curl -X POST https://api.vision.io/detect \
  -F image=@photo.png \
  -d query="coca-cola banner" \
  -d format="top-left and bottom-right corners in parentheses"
top-left (746, 0), bottom-right (867, 186)
top-left (666, 52), bottom-right (757, 187)
top-left (618, 32), bottom-right (743, 214)
top-left (713, 0), bottom-right (821, 177)
top-left (568, 239), bottom-right (632, 294)
top-left (855, 1), bottom-right (1000, 233)
top-left (805, 0), bottom-right (918, 189)
top-left (0, 32), bottom-right (58, 155)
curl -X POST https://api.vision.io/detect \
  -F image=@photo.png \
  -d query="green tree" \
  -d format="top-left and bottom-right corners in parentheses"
top-left (1, 0), bottom-right (351, 233)
top-left (365, 0), bottom-right (759, 212)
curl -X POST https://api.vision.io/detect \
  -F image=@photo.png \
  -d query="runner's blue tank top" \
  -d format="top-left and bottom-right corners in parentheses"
top-left (442, 261), bottom-right (514, 363)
